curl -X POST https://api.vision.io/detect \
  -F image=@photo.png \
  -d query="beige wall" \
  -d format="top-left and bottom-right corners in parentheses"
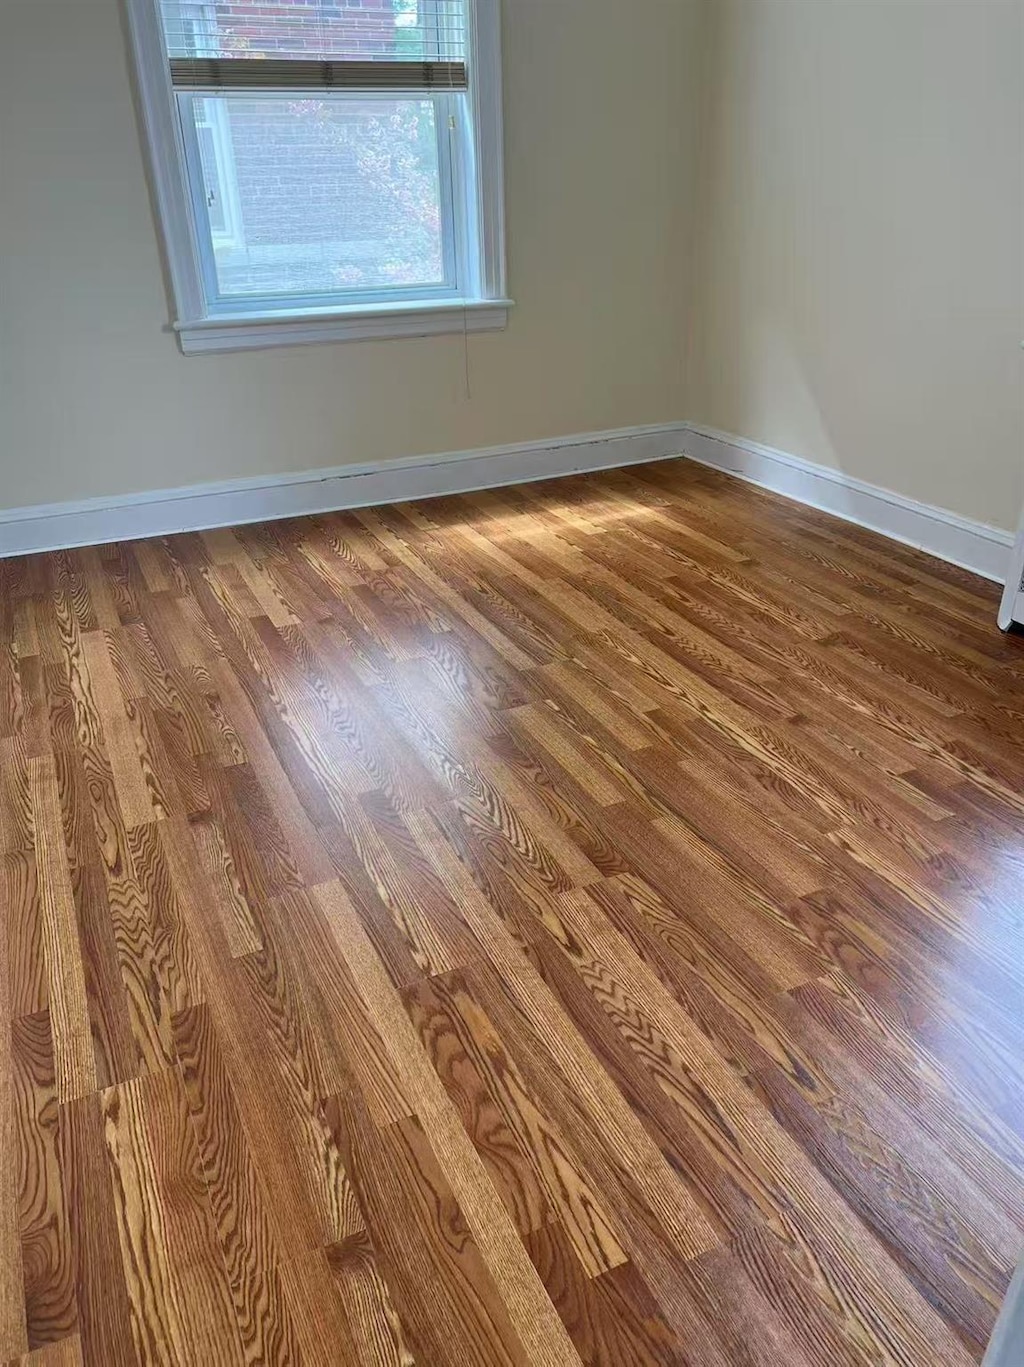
top-left (0, 0), bottom-right (702, 509)
top-left (686, 0), bottom-right (1024, 532)
top-left (3, 0), bottom-right (1021, 536)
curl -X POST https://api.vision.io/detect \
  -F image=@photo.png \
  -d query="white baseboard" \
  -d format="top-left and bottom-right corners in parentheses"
top-left (679, 423), bottom-right (1013, 585)
top-left (0, 423), bottom-right (689, 558)
top-left (0, 419), bottom-right (1015, 599)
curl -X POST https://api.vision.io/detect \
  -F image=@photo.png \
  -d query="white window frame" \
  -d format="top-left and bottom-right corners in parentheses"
top-left (192, 97), bottom-right (244, 249)
top-left (125, 0), bottom-right (510, 354)
top-left (180, 3), bottom-right (244, 251)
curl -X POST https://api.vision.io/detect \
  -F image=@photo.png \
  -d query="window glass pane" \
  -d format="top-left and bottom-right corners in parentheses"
top-left (187, 96), bottom-right (448, 299)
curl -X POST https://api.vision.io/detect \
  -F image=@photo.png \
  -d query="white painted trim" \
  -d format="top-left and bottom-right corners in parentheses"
top-left (680, 423), bottom-right (1013, 586)
top-left (2, 416), bottom-right (1016, 621)
top-left (0, 423), bottom-right (690, 557)
top-left (124, 0), bottom-right (207, 323)
top-left (176, 299), bottom-right (511, 354)
top-left (123, 0), bottom-right (510, 355)
top-left (467, 0), bottom-right (507, 303)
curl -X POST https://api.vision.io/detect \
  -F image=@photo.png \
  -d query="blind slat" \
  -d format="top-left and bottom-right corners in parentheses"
top-left (169, 56), bottom-right (467, 90)
top-left (159, 1), bottom-right (467, 66)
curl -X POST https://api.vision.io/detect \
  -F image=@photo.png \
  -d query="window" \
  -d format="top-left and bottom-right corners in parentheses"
top-left (127, 0), bottom-right (508, 353)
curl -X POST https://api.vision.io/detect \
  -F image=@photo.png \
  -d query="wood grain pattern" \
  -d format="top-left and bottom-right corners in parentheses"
top-left (1, 460), bottom-right (1022, 1364)
top-left (27, 756), bottom-right (96, 1103)
top-left (10, 1012), bottom-right (75, 1349)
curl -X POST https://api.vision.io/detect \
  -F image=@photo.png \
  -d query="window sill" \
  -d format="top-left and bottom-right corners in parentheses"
top-left (173, 297), bottom-right (513, 355)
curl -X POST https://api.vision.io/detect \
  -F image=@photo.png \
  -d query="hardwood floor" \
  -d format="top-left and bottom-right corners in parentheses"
top-left (1, 458), bottom-right (1022, 1366)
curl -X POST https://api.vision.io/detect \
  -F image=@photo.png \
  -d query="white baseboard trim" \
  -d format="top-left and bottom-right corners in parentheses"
top-left (0, 419), bottom-right (1015, 598)
top-left (679, 423), bottom-right (1014, 586)
top-left (0, 423), bottom-right (690, 558)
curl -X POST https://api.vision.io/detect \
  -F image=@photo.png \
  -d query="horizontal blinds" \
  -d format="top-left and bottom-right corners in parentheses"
top-left (160, 1), bottom-right (467, 91)
top-left (169, 57), bottom-right (466, 89)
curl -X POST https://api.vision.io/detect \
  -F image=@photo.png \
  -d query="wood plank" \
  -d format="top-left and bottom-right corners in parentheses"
top-left (100, 1071), bottom-right (242, 1365)
top-left (27, 757), bottom-right (95, 1103)
top-left (0, 895), bottom-right (29, 1362)
top-left (57, 1094), bottom-right (138, 1365)
top-left (171, 1002), bottom-right (305, 1365)
top-left (10, 1012), bottom-right (76, 1349)
top-left (323, 1229), bottom-right (415, 1367)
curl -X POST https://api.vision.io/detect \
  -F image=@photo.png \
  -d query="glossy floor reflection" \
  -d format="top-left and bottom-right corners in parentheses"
top-left (1, 459), bottom-right (1022, 1365)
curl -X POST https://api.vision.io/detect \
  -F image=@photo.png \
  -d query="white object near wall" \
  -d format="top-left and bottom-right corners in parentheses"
top-left (983, 1252), bottom-right (1024, 1366)
top-left (998, 514), bottom-right (1024, 630)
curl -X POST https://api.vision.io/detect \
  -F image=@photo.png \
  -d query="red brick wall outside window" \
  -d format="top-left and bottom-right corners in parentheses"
top-left (194, 3), bottom-right (447, 298)
top-left (209, 0), bottom-right (399, 60)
